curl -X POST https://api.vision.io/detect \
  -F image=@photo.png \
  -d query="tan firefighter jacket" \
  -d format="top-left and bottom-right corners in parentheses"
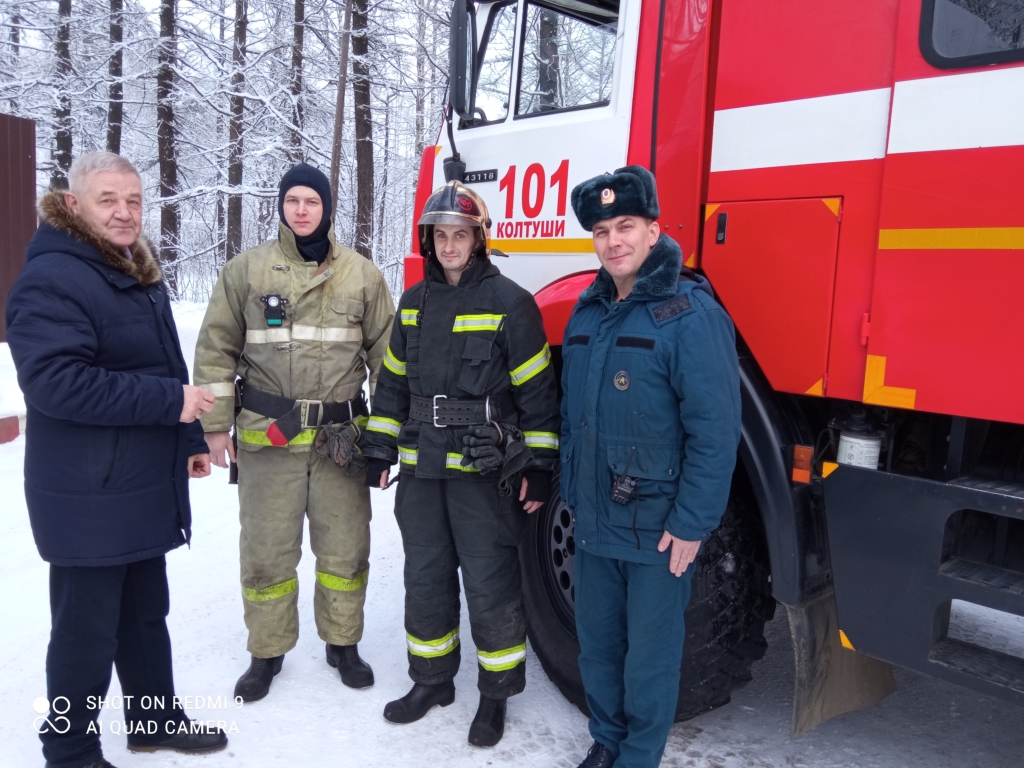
top-left (194, 224), bottom-right (395, 452)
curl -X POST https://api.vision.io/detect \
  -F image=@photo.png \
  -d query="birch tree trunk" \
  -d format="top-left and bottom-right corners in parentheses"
top-left (52, 0), bottom-right (73, 189)
top-left (106, 0), bottom-right (123, 153)
top-left (157, 0), bottom-right (180, 292)
top-left (329, 0), bottom-right (351, 221)
top-left (287, 0), bottom-right (304, 163)
top-left (226, 0), bottom-right (247, 261)
top-left (414, 5), bottom-right (426, 156)
top-left (351, 0), bottom-right (373, 259)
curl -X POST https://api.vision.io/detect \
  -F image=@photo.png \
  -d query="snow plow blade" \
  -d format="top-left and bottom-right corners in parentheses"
top-left (788, 589), bottom-right (897, 737)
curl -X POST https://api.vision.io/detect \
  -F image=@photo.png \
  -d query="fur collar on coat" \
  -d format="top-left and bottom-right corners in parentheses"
top-left (38, 190), bottom-right (163, 286)
top-left (579, 233), bottom-right (683, 303)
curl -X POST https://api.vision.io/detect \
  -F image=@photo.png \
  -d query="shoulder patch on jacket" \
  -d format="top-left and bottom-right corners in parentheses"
top-left (652, 294), bottom-right (691, 323)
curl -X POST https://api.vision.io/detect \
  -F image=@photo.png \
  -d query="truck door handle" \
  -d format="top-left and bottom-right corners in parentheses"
top-left (716, 212), bottom-right (728, 245)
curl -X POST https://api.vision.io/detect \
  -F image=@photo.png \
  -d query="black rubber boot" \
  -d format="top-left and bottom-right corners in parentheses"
top-left (467, 695), bottom-right (507, 747)
top-left (326, 643), bottom-right (374, 689)
top-left (127, 720), bottom-right (228, 754)
top-left (233, 654), bottom-right (284, 702)
top-left (51, 761), bottom-right (117, 768)
top-left (383, 681), bottom-right (456, 724)
top-left (576, 741), bottom-right (616, 768)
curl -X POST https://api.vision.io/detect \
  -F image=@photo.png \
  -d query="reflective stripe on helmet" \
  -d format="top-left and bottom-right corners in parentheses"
top-left (477, 644), bottom-right (526, 672)
top-left (407, 628), bottom-right (460, 658)
top-left (510, 343), bottom-right (551, 386)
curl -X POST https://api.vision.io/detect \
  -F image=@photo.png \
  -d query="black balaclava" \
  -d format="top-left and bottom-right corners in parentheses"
top-left (278, 163), bottom-right (333, 264)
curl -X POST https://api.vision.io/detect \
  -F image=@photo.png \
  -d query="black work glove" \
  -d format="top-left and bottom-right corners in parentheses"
top-left (364, 457), bottom-right (392, 487)
top-left (461, 424), bottom-right (505, 471)
top-left (521, 469), bottom-right (551, 504)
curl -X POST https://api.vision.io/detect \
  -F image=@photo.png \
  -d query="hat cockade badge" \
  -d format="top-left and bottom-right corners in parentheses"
top-left (600, 188), bottom-right (616, 205)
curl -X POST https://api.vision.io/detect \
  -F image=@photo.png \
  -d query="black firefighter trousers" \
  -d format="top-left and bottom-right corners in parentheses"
top-left (394, 475), bottom-right (527, 699)
top-left (41, 556), bottom-right (185, 768)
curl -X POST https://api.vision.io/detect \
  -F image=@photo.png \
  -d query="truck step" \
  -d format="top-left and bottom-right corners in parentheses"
top-left (940, 558), bottom-right (1024, 597)
top-left (948, 477), bottom-right (1024, 508)
top-left (930, 639), bottom-right (1024, 694)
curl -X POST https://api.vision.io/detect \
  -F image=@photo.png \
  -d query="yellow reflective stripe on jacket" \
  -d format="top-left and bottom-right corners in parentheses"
top-left (407, 628), bottom-right (460, 658)
top-left (400, 309), bottom-right (420, 326)
top-left (316, 568), bottom-right (368, 592)
top-left (452, 313), bottom-right (505, 332)
top-left (367, 416), bottom-right (402, 437)
top-left (477, 644), bottom-right (527, 672)
top-left (238, 428), bottom-right (317, 446)
top-left (242, 578), bottom-right (297, 603)
top-left (383, 346), bottom-right (407, 376)
top-left (510, 343), bottom-right (551, 386)
top-left (446, 452), bottom-right (480, 472)
top-left (524, 431), bottom-right (559, 450)
top-left (398, 446), bottom-right (418, 464)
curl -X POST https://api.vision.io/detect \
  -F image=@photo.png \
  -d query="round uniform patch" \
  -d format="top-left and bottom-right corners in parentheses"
top-left (614, 370), bottom-right (630, 390)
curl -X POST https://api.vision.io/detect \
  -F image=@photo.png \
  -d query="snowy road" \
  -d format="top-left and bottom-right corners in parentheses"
top-left (2, 304), bottom-right (1023, 768)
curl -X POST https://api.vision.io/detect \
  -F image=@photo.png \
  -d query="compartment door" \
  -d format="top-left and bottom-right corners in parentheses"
top-left (701, 198), bottom-right (842, 397)
top-left (865, 1), bottom-right (1024, 423)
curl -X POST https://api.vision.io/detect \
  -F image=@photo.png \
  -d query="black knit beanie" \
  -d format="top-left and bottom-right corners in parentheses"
top-left (278, 163), bottom-right (333, 264)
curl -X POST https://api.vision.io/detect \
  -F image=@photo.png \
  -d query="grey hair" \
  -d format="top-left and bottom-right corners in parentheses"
top-left (68, 152), bottom-right (140, 195)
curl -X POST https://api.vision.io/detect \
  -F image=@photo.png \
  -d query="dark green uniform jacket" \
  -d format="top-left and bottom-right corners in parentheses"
top-left (363, 256), bottom-right (559, 478)
top-left (560, 234), bottom-right (741, 564)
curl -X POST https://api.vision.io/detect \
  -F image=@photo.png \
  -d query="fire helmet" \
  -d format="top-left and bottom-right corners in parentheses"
top-left (418, 181), bottom-right (492, 261)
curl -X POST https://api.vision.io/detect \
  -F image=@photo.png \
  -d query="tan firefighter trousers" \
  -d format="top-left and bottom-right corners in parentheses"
top-left (236, 447), bottom-right (371, 658)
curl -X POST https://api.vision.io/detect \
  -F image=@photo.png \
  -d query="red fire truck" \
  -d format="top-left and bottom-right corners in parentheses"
top-left (405, 0), bottom-right (1024, 734)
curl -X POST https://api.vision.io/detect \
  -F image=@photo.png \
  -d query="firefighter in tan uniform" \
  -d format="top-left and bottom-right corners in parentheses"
top-left (194, 164), bottom-right (395, 701)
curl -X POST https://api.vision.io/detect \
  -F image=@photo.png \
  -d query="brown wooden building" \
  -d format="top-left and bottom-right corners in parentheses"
top-left (0, 113), bottom-right (37, 342)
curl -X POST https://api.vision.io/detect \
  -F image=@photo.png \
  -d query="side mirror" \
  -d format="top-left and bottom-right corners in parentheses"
top-left (449, 0), bottom-right (477, 121)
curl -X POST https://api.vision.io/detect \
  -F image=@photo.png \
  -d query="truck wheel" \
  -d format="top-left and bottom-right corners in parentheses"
top-left (521, 470), bottom-right (775, 721)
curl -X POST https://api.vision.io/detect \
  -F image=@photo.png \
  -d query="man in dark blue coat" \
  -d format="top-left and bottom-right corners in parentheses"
top-left (6, 152), bottom-right (227, 768)
top-left (561, 167), bottom-right (741, 768)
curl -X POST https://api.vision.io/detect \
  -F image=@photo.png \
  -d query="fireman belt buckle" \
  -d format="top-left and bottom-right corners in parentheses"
top-left (301, 399), bottom-right (324, 429)
top-left (432, 394), bottom-right (447, 428)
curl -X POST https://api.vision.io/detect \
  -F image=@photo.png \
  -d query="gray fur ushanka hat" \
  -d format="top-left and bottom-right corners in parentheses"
top-left (570, 165), bottom-right (660, 232)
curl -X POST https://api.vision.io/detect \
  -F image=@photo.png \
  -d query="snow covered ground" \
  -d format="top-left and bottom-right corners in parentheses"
top-left (2, 303), bottom-right (1023, 768)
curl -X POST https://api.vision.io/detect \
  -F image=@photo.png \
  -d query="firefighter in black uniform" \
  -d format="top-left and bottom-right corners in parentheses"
top-left (362, 181), bottom-right (559, 747)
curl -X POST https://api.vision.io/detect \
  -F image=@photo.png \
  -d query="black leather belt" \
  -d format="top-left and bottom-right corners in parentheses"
top-left (409, 393), bottom-right (514, 427)
top-left (240, 381), bottom-right (367, 445)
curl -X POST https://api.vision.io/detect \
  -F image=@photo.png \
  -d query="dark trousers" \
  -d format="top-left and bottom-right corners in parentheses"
top-left (42, 555), bottom-right (182, 768)
top-left (394, 475), bottom-right (527, 698)
top-left (575, 548), bottom-right (692, 768)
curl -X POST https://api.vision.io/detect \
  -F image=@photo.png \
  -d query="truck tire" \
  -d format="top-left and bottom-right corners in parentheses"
top-left (521, 469), bottom-right (775, 721)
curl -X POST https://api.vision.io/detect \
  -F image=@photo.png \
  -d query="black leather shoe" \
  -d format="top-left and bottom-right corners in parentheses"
top-left (468, 695), bottom-right (506, 747)
top-left (233, 654), bottom-right (284, 702)
top-left (577, 741), bottom-right (616, 768)
top-left (326, 643), bottom-right (374, 689)
top-left (127, 720), bottom-right (228, 754)
top-left (383, 681), bottom-right (456, 724)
